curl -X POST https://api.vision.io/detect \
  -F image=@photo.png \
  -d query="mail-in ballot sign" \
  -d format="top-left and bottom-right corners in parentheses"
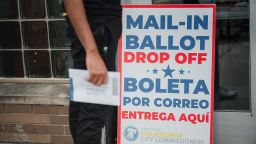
top-left (119, 5), bottom-right (216, 144)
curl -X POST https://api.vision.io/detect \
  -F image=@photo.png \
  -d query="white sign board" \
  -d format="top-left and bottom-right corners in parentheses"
top-left (119, 5), bottom-right (216, 144)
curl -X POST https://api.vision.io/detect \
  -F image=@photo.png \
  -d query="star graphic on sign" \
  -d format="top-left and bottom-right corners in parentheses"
top-left (152, 68), bottom-right (158, 74)
top-left (179, 69), bottom-right (185, 75)
top-left (162, 65), bottom-right (175, 78)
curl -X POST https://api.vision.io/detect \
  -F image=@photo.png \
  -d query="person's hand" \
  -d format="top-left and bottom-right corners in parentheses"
top-left (85, 51), bottom-right (108, 86)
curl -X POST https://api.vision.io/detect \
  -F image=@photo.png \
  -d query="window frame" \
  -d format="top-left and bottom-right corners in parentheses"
top-left (0, 0), bottom-right (71, 79)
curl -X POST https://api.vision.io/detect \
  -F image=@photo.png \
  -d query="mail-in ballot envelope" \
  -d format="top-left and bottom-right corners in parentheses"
top-left (69, 69), bottom-right (120, 106)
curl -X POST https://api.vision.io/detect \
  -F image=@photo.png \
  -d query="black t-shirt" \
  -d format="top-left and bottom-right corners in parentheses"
top-left (64, 0), bottom-right (122, 67)
top-left (63, 0), bottom-right (122, 20)
top-left (84, 0), bottom-right (122, 20)
top-left (64, 0), bottom-right (122, 39)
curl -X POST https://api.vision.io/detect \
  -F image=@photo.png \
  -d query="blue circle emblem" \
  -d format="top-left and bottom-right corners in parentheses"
top-left (124, 126), bottom-right (139, 141)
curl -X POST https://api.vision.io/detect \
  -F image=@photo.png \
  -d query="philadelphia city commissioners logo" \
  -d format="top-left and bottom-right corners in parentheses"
top-left (124, 126), bottom-right (139, 141)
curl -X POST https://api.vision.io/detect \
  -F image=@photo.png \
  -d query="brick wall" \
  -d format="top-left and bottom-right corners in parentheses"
top-left (0, 104), bottom-right (73, 144)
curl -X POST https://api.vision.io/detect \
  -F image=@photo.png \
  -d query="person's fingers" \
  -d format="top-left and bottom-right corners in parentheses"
top-left (95, 73), bottom-right (108, 86)
top-left (85, 69), bottom-right (108, 86)
top-left (95, 77), bottom-right (104, 86)
top-left (103, 73), bottom-right (108, 84)
top-left (86, 73), bottom-right (93, 82)
top-left (91, 77), bottom-right (99, 85)
top-left (86, 73), bottom-right (97, 84)
top-left (87, 72), bottom-right (106, 86)
top-left (98, 72), bottom-right (108, 85)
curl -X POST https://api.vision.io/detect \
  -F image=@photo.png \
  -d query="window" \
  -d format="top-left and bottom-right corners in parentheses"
top-left (0, 0), bottom-right (72, 78)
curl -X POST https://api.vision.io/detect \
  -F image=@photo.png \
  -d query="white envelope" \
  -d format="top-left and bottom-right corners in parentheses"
top-left (69, 69), bottom-right (120, 106)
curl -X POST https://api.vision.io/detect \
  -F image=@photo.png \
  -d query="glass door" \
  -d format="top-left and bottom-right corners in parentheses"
top-left (212, 0), bottom-right (256, 143)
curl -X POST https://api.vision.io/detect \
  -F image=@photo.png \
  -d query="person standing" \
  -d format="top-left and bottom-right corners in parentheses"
top-left (63, 0), bottom-right (122, 143)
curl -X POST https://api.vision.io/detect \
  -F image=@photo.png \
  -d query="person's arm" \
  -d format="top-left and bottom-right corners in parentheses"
top-left (64, 0), bottom-right (108, 86)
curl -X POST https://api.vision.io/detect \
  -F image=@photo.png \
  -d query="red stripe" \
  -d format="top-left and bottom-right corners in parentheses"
top-left (117, 34), bottom-right (123, 144)
top-left (210, 5), bottom-right (216, 144)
